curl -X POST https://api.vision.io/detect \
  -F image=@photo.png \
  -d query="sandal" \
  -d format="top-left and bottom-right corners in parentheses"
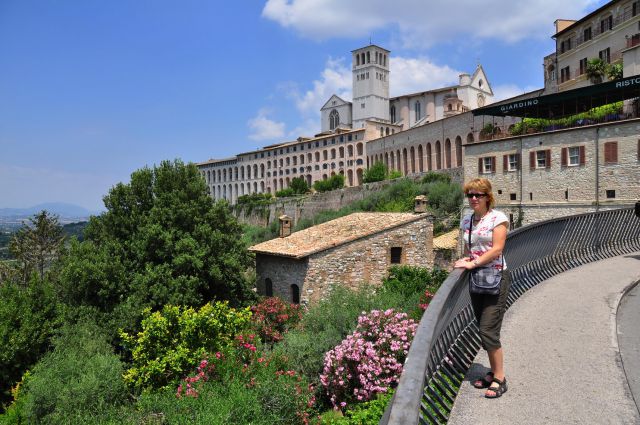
top-left (472, 371), bottom-right (494, 389)
top-left (485, 377), bottom-right (507, 398)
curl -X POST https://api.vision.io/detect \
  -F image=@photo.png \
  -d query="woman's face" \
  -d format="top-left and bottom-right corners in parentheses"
top-left (466, 190), bottom-right (489, 212)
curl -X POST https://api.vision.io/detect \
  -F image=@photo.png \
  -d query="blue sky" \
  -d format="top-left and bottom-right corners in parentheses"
top-left (0, 0), bottom-right (607, 211)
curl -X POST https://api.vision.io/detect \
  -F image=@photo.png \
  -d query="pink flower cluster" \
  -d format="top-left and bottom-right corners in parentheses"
top-left (419, 289), bottom-right (435, 310)
top-left (319, 309), bottom-right (418, 409)
top-left (176, 356), bottom-right (219, 398)
top-left (251, 297), bottom-right (302, 344)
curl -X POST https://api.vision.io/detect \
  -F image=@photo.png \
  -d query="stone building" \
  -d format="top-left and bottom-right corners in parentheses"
top-left (546, 0), bottom-right (640, 92)
top-left (198, 43), bottom-right (493, 204)
top-left (249, 211), bottom-right (434, 305)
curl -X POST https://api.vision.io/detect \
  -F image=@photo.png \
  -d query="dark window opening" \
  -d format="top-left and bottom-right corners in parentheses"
top-left (606, 190), bottom-right (616, 199)
top-left (498, 190), bottom-right (503, 195)
top-left (390, 247), bottom-right (403, 264)
top-left (290, 284), bottom-right (300, 304)
top-left (265, 278), bottom-right (273, 297)
top-left (510, 193), bottom-right (517, 201)
top-left (529, 192), bottom-right (533, 201)
top-left (565, 190), bottom-right (569, 200)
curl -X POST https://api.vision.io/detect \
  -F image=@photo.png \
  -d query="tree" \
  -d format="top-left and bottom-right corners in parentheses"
top-left (586, 58), bottom-right (607, 84)
top-left (59, 159), bottom-right (255, 334)
top-left (313, 174), bottom-right (345, 192)
top-left (363, 161), bottom-right (388, 183)
top-left (607, 63), bottom-right (623, 80)
top-left (289, 176), bottom-right (309, 194)
top-left (8, 211), bottom-right (65, 284)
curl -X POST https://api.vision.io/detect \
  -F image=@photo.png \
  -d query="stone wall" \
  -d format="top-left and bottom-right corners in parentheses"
top-left (255, 215), bottom-right (434, 305)
top-left (463, 119), bottom-right (640, 225)
top-left (235, 169), bottom-right (462, 228)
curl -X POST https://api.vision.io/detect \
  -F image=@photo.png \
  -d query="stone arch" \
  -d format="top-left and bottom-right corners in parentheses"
top-left (445, 138), bottom-right (451, 169)
top-left (357, 142), bottom-right (363, 156)
top-left (410, 146), bottom-right (416, 174)
top-left (455, 136), bottom-right (462, 167)
top-left (467, 132), bottom-right (474, 144)
top-left (403, 148), bottom-right (408, 175)
top-left (265, 278), bottom-right (273, 297)
top-left (427, 143), bottom-right (433, 171)
top-left (418, 145), bottom-right (424, 172)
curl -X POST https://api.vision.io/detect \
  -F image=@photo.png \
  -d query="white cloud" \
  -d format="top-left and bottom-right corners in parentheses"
top-left (262, 0), bottom-right (599, 46)
top-left (492, 83), bottom-right (540, 102)
top-left (247, 109), bottom-right (286, 141)
top-left (287, 57), bottom-right (352, 115)
top-left (287, 118), bottom-right (319, 139)
top-left (390, 56), bottom-right (460, 97)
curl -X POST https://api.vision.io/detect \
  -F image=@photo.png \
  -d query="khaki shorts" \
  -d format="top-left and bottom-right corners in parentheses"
top-left (470, 270), bottom-right (511, 351)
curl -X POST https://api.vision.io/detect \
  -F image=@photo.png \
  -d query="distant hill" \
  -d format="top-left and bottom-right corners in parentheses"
top-left (0, 203), bottom-right (100, 219)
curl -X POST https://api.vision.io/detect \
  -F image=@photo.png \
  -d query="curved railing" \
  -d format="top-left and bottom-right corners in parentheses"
top-left (381, 208), bottom-right (640, 424)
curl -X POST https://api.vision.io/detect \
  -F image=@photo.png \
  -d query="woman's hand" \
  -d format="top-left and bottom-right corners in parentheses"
top-left (454, 257), bottom-right (475, 269)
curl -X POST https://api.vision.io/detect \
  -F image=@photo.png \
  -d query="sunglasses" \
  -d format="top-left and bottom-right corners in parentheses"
top-left (465, 193), bottom-right (488, 199)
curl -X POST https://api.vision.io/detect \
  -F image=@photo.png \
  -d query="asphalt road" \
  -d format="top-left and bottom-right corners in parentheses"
top-left (617, 270), bottom-right (640, 417)
top-left (448, 253), bottom-right (640, 425)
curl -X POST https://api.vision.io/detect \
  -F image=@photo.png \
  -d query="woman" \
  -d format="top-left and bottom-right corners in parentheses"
top-left (454, 178), bottom-right (510, 399)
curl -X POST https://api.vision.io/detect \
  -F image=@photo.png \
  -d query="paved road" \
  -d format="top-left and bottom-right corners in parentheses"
top-left (617, 264), bottom-right (640, 415)
top-left (448, 253), bottom-right (640, 425)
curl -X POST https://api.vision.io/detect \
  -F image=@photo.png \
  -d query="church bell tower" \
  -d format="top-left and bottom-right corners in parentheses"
top-left (352, 45), bottom-right (390, 128)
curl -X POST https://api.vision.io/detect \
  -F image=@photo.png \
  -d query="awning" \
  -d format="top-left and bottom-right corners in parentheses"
top-left (473, 75), bottom-right (640, 118)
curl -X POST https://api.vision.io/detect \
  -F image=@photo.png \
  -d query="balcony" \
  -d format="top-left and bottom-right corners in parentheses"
top-left (627, 33), bottom-right (640, 48)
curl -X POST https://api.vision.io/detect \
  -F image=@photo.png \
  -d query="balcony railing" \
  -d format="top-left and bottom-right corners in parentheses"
top-left (381, 208), bottom-right (640, 424)
top-left (557, 5), bottom-right (640, 55)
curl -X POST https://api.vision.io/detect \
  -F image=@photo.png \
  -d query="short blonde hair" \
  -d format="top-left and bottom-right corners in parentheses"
top-left (463, 178), bottom-right (495, 209)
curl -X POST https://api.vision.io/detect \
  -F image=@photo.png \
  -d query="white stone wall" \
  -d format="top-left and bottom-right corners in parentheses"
top-left (463, 119), bottom-right (640, 224)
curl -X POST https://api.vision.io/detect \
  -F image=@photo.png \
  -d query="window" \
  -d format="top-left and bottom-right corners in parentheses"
top-left (479, 156), bottom-right (496, 174)
top-left (414, 101), bottom-right (422, 121)
top-left (530, 149), bottom-right (551, 169)
top-left (530, 192), bottom-right (533, 201)
top-left (510, 193), bottom-right (517, 201)
top-left (561, 146), bottom-right (584, 167)
top-left (265, 278), bottom-right (273, 297)
top-left (503, 153), bottom-right (519, 171)
top-left (390, 105), bottom-right (396, 123)
top-left (604, 141), bottom-right (618, 164)
top-left (583, 27), bottom-right (592, 42)
top-left (290, 284), bottom-right (300, 304)
top-left (390, 247), bottom-right (403, 264)
top-left (537, 151), bottom-right (547, 168)
top-left (560, 66), bottom-right (571, 83)
top-left (599, 47), bottom-right (611, 64)
top-left (579, 58), bottom-right (588, 75)
top-left (600, 15), bottom-right (613, 33)
top-left (606, 189), bottom-right (616, 199)
top-left (483, 157), bottom-right (493, 173)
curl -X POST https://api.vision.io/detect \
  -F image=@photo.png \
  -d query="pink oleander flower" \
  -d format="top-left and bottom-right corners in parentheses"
top-left (320, 309), bottom-right (418, 409)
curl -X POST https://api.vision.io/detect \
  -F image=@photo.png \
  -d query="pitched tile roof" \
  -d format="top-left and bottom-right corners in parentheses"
top-left (249, 212), bottom-right (429, 259)
top-left (433, 229), bottom-right (459, 250)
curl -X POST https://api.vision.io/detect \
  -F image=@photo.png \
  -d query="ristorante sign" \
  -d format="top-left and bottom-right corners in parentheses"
top-left (473, 74), bottom-right (640, 117)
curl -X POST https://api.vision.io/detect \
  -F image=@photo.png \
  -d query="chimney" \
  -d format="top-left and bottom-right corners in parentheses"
top-left (414, 195), bottom-right (427, 213)
top-left (279, 214), bottom-right (292, 237)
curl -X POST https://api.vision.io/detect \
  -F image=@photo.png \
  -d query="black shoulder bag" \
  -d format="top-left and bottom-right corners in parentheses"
top-left (468, 214), bottom-right (503, 295)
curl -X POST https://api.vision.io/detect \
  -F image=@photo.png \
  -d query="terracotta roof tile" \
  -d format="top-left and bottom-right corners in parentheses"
top-left (249, 212), bottom-right (429, 259)
top-left (433, 229), bottom-right (458, 250)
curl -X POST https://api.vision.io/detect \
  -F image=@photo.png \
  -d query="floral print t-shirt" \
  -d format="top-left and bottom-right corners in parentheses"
top-left (460, 209), bottom-right (509, 270)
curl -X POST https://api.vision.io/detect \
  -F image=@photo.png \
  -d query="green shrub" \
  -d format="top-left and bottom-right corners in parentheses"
top-left (387, 170), bottom-right (402, 180)
top-left (313, 174), bottom-right (345, 192)
top-left (121, 301), bottom-right (252, 391)
top-left (321, 390), bottom-right (394, 424)
top-left (363, 161), bottom-right (387, 183)
top-left (421, 172), bottom-right (451, 184)
top-left (9, 322), bottom-right (127, 424)
top-left (276, 187), bottom-right (296, 197)
top-left (289, 176), bottom-right (310, 194)
top-left (0, 278), bottom-right (60, 410)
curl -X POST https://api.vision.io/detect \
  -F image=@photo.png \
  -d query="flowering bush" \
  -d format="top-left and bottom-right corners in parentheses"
top-left (251, 297), bottom-right (302, 344)
top-left (121, 301), bottom-right (252, 391)
top-left (175, 334), bottom-right (319, 424)
top-left (419, 289), bottom-right (435, 310)
top-left (320, 309), bottom-right (418, 409)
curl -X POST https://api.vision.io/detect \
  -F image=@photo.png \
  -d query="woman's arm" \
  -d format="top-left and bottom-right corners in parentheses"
top-left (454, 222), bottom-right (507, 269)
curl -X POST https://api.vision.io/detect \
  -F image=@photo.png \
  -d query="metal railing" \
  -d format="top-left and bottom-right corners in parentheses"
top-left (381, 208), bottom-right (640, 424)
